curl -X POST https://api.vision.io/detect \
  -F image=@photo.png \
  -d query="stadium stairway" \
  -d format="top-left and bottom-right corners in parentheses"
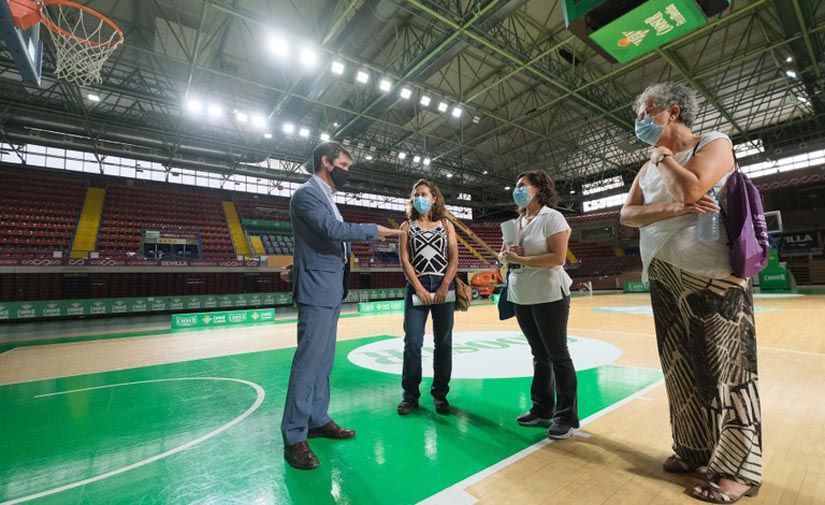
top-left (70, 187), bottom-right (106, 259)
top-left (223, 201), bottom-right (252, 256)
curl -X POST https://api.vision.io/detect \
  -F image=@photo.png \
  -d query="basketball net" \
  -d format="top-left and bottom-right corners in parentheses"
top-left (11, 0), bottom-right (124, 86)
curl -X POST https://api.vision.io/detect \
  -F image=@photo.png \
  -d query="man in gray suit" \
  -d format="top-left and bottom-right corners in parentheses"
top-left (281, 141), bottom-right (402, 469)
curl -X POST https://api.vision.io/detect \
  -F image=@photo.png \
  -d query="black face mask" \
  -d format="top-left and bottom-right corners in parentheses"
top-left (330, 165), bottom-right (350, 189)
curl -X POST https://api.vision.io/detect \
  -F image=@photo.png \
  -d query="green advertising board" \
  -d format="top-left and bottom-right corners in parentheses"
top-left (242, 219), bottom-right (292, 231)
top-left (171, 308), bottom-right (276, 329)
top-left (344, 288), bottom-right (406, 304)
top-left (357, 300), bottom-right (405, 314)
top-left (0, 287), bottom-right (408, 322)
top-left (589, 0), bottom-right (708, 63)
top-left (0, 293), bottom-right (289, 322)
top-left (623, 280), bottom-right (650, 293)
top-left (758, 248), bottom-right (792, 292)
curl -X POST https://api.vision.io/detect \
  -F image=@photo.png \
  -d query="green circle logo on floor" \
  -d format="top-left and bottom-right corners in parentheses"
top-left (347, 331), bottom-right (621, 379)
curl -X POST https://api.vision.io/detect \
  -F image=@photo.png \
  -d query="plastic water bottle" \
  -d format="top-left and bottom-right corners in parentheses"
top-left (697, 197), bottom-right (720, 241)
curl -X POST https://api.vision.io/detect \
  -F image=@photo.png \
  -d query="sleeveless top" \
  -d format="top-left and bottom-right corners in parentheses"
top-left (408, 220), bottom-right (448, 276)
top-left (639, 131), bottom-right (734, 281)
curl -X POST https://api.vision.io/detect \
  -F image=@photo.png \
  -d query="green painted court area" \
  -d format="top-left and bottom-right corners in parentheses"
top-left (0, 336), bottom-right (661, 505)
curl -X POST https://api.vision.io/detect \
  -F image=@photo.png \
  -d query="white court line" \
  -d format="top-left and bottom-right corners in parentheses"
top-left (0, 340), bottom-right (294, 388)
top-left (569, 327), bottom-right (652, 337)
top-left (571, 328), bottom-right (825, 357)
top-left (1, 377), bottom-right (265, 505)
top-left (759, 345), bottom-right (825, 357)
top-left (607, 363), bottom-right (661, 372)
top-left (0, 347), bottom-right (20, 357)
top-left (418, 378), bottom-right (665, 505)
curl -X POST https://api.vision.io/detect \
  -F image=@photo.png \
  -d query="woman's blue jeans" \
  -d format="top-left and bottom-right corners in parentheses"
top-left (401, 274), bottom-right (455, 402)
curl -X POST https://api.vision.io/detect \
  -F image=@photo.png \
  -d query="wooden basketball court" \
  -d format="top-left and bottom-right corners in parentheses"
top-left (1, 292), bottom-right (822, 504)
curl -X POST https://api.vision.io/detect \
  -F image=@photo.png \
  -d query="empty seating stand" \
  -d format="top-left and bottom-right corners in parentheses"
top-left (97, 182), bottom-right (235, 259)
top-left (2, 166), bottom-right (513, 269)
top-left (232, 194), bottom-right (292, 255)
top-left (0, 166), bottom-right (87, 258)
top-left (258, 233), bottom-right (293, 255)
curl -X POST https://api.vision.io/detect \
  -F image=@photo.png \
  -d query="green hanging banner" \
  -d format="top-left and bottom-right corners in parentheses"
top-left (588, 0), bottom-right (708, 63)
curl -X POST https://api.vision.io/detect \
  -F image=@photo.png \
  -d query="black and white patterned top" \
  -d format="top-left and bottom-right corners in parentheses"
top-left (408, 220), bottom-right (448, 276)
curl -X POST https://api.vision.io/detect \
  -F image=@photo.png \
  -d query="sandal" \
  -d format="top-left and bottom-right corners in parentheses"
top-left (663, 454), bottom-right (698, 473)
top-left (689, 479), bottom-right (760, 503)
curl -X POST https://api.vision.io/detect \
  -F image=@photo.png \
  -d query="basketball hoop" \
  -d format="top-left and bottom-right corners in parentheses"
top-left (10, 0), bottom-right (123, 86)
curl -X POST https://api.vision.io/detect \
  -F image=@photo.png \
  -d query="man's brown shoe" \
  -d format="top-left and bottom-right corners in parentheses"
top-left (307, 421), bottom-right (355, 439)
top-left (284, 440), bottom-right (320, 470)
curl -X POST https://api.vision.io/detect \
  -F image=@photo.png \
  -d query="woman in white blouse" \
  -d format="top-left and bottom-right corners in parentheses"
top-left (500, 170), bottom-right (577, 440)
top-left (620, 82), bottom-right (761, 503)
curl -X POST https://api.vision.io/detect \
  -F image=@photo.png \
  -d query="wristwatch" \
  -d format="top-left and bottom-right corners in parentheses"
top-left (655, 152), bottom-right (671, 166)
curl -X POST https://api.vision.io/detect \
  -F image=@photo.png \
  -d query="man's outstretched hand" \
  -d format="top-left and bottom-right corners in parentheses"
top-left (280, 264), bottom-right (293, 283)
top-left (377, 226), bottom-right (404, 240)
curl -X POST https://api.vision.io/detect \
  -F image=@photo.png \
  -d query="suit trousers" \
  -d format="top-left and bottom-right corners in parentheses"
top-left (281, 303), bottom-right (342, 445)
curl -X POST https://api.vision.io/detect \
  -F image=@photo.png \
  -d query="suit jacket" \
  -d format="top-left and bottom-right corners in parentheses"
top-left (290, 177), bottom-right (378, 307)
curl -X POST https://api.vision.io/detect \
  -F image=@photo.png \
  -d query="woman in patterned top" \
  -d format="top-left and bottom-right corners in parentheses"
top-left (397, 179), bottom-right (459, 416)
top-left (620, 82), bottom-right (762, 503)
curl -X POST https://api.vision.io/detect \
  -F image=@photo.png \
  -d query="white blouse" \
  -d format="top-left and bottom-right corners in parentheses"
top-left (506, 206), bottom-right (573, 305)
top-left (639, 131), bottom-right (734, 281)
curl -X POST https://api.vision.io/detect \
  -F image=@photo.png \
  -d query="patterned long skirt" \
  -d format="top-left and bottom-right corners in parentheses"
top-left (648, 257), bottom-right (763, 486)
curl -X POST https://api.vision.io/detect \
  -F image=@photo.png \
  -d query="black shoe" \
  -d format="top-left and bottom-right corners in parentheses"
top-left (397, 400), bottom-right (419, 415)
top-left (433, 398), bottom-right (450, 414)
top-left (284, 440), bottom-right (320, 470)
top-left (516, 411), bottom-right (551, 426)
top-left (546, 420), bottom-right (577, 439)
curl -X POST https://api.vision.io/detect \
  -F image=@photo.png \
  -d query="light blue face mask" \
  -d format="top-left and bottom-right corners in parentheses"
top-left (512, 187), bottom-right (532, 208)
top-left (634, 111), bottom-right (666, 146)
top-left (413, 196), bottom-right (431, 214)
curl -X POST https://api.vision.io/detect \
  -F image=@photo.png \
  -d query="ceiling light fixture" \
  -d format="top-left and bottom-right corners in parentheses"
top-left (186, 99), bottom-right (202, 113)
top-left (269, 36), bottom-right (288, 57)
top-left (207, 104), bottom-right (222, 118)
top-left (300, 48), bottom-right (317, 67)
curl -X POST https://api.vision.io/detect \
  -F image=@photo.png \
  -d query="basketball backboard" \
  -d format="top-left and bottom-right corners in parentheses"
top-left (0, 0), bottom-right (43, 87)
top-left (765, 210), bottom-right (783, 236)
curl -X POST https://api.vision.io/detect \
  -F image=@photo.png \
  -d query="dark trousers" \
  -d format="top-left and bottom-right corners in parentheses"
top-left (514, 295), bottom-right (579, 427)
top-left (401, 274), bottom-right (455, 402)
